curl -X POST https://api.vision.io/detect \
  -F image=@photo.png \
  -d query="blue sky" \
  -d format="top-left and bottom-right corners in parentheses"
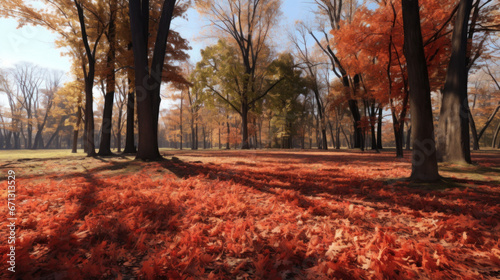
top-left (0, 1), bottom-right (315, 76)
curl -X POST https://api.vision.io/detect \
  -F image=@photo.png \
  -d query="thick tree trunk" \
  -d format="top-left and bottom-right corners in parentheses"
top-left (402, 0), bottom-right (439, 181)
top-left (129, 0), bottom-right (175, 161)
top-left (321, 129), bottom-right (327, 150)
top-left (436, 0), bottom-right (473, 164)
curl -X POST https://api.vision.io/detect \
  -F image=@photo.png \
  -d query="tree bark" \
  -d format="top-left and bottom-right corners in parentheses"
top-left (492, 121), bottom-right (500, 148)
top-left (348, 100), bottom-right (363, 150)
top-left (436, 0), bottom-right (473, 163)
top-left (123, 46), bottom-right (137, 154)
top-left (226, 116), bottom-right (230, 150)
top-left (180, 89), bottom-right (183, 150)
top-left (241, 101), bottom-right (250, 149)
top-left (402, 0), bottom-right (440, 181)
top-left (469, 110), bottom-right (479, 150)
top-left (75, 0), bottom-right (101, 157)
top-left (377, 106), bottom-right (383, 149)
top-left (98, 0), bottom-right (117, 156)
top-left (328, 121), bottom-right (335, 149)
top-left (72, 97), bottom-right (82, 153)
top-left (405, 124), bottom-right (411, 150)
top-left (394, 123), bottom-right (404, 158)
top-left (129, 0), bottom-right (176, 161)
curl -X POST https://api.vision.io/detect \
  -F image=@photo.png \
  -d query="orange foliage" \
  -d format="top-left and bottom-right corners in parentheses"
top-left (331, 0), bottom-right (454, 105)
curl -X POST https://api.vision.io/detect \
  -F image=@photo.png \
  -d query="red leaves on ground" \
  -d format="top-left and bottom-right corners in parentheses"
top-left (0, 150), bottom-right (499, 279)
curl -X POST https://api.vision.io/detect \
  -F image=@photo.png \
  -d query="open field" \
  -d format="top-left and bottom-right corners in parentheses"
top-left (0, 149), bottom-right (499, 279)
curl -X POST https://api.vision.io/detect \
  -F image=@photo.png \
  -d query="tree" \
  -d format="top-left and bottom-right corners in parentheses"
top-left (129, 0), bottom-right (176, 160)
top-left (11, 63), bottom-right (44, 149)
top-left (73, 0), bottom-right (106, 157)
top-left (0, 69), bottom-right (24, 149)
top-left (33, 71), bottom-right (63, 149)
top-left (195, 0), bottom-right (283, 149)
top-left (121, 0), bottom-right (190, 154)
top-left (310, 0), bottom-right (365, 150)
top-left (291, 24), bottom-right (329, 150)
top-left (402, 0), bottom-right (439, 181)
top-left (98, 0), bottom-right (118, 156)
top-left (436, 0), bottom-right (473, 164)
top-left (266, 53), bottom-right (309, 149)
top-left (193, 39), bottom-right (283, 149)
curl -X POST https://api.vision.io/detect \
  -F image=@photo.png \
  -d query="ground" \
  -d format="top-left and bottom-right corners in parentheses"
top-left (0, 149), bottom-right (499, 279)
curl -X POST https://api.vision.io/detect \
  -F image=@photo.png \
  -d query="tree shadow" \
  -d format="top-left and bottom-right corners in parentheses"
top-left (158, 155), bottom-right (500, 221)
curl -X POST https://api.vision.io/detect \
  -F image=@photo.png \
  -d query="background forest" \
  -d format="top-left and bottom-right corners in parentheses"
top-left (0, 0), bottom-right (498, 159)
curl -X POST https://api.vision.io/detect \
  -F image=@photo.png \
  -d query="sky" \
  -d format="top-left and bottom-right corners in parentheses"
top-left (0, 1), bottom-right (315, 78)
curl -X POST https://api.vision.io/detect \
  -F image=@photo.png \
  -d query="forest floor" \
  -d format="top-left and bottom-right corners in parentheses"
top-left (0, 149), bottom-right (499, 279)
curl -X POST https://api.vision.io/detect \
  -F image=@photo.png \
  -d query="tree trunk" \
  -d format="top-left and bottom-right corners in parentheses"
top-left (129, 0), bottom-right (176, 161)
top-left (328, 121), bottom-right (335, 148)
top-left (492, 121), bottom-right (500, 148)
top-left (394, 123), bottom-right (404, 158)
top-left (226, 117), bottom-right (230, 150)
top-left (218, 124), bottom-right (221, 149)
top-left (84, 79), bottom-right (96, 156)
top-left (180, 90), bottom-right (183, 150)
top-left (83, 122), bottom-right (88, 152)
top-left (72, 99), bottom-right (82, 153)
top-left (406, 124), bottom-right (411, 150)
top-left (477, 103), bottom-right (500, 143)
top-left (377, 106), bottom-right (383, 149)
top-left (195, 123), bottom-right (199, 150)
top-left (202, 126), bottom-right (207, 149)
top-left (348, 100), bottom-right (363, 150)
top-left (123, 46), bottom-right (137, 154)
top-left (241, 102), bottom-right (250, 149)
top-left (469, 110), bottom-right (479, 150)
top-left (98, 1), bottom-right (117, 156)
top-left (402, 0), bottom-right (439, 181)
top-left (75, 0), bottom-right (98, 157)
top-left (371, 111), bottom-right (377, 151)
top-left (45, 117), bottom-right (67, 149)
top-left (436, 0), bottom-right (473, 164)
